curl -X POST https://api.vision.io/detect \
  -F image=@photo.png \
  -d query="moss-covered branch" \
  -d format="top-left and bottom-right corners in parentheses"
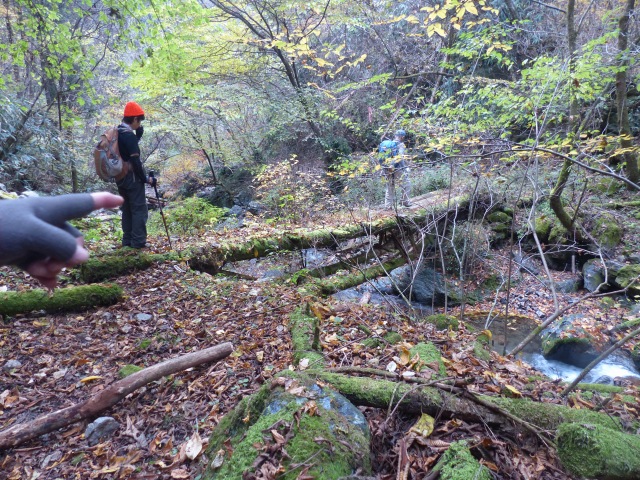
top-left (80, 251), bottom-right (177, 283)
top-left (0, 283), bottom-right (123, 317)
top-left (314, 256), bottom-right (407, 295)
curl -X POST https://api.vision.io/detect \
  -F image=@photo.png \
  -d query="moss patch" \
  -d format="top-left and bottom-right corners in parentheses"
top-left (410, 342), bottom-right (446, 376)
top-left (433, 440), bottom-right (492, 480)
top-left (592, 213), bottom-right (623, 249)
top-left (118, 364), bottom-right (144, 378)
top-left (615, 265), bottom-right (640, 295)
top-left (421, 314), bottom-right (459, 331)
top-left (557, 422), bottom-right (640, 479)
top-left (289, 308), bottom-right (325, 368)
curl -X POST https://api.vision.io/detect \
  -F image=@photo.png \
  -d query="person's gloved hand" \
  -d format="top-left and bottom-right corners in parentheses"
top-left (0, 192), bottom-right (123, 289)
top-left (136, 125), bottom-right (144, 139)
top-left (148, 176), bottom-right (157, 187)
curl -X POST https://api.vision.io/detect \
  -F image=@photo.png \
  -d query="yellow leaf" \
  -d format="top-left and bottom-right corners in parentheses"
top-left (465, 3), bottom-right (479, 15)
top-left (80, 376), bottom-right (102, 384)
top-left (409, 413), bottom-right (435, 438)
top-left (504, 385), bottom-right (522, 397)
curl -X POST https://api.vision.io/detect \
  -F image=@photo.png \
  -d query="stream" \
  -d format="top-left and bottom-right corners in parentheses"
top-left (332, 279), bottom-right (640, 384)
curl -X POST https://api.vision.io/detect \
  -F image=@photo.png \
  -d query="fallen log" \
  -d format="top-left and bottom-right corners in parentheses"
top-left (0, 283), bottom-right (123, 317)
top-left (557, 422), bottom-right (640, 479)
top-left (0, 342), bottom-right (234, 450)
top-left (80, 188), bottom-right (471, 282)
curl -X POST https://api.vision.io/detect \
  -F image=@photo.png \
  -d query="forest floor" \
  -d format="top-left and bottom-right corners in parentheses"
top-left (1, 203), bottom-right (639, 479)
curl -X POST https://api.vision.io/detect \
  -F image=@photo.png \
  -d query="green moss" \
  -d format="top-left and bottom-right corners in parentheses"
top-left (473, 340), bottom-right (491, 361)
top-left (409, 343), bottom-right (446, 376)
top-left (574, 383), bottom-right (624, 394)
top-left (549, 222), bottom-right (569, 244)
top-left (205, 384), bottom-right (370, 480)
top-left (362, 337), bottom-right (382, 348)
top-left (488, 397), bottom-right (620, 430)
top-left (593, 214), bottom-right (623, 249)
top-left (615, 265), bottom-right (640, 294)
top-left (0, 284), bottom-right (123, 316)
top-left (433, 440), bottom-right (492, 480)
top-left (383, 330), bottom-right (403, 344)
top-left (422, 314), bottom-right (459, 331)
top-left (80, 252), bottom-right (170, 283)
top-left (486, 211), bottom-right (511, 224)
top-left (534, 215), bottom-right (553, 241)
top-left (289, 308), bottom-right (325, 369)
top-left (118, 364), bottom-right (144, 378)
top-left (557, 423), bottom-right (640, 479)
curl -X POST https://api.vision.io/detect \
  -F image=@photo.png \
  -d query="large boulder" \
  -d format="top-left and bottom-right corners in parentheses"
top-left (581, 258), bottom-right (625, 293)
top-left (540, 314), bottom-right (601, 368)
top-left (391, 266), bottom-right (460, 306)
top-left (204, 377), bottom-right (371, 480)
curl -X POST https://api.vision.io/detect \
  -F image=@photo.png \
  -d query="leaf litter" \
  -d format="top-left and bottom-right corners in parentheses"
top-left (0, 234), bottom-right (638, 479)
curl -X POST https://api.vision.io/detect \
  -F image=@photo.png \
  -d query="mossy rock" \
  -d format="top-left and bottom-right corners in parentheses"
top-left (486, 211), bottom-right (512, 224)
top-left (557, 423), bottom-right (640, 479)
top-left (614, 265), bottom-right (640, 295)
top-left (118, 364), bottom-right (143, 378)
top-left (421, 314), bottom-right (459, 331)
top-left (432, 440), bottom-right (492, 480)
top-left (203, 379), bottom-right (371, 480)
top-left (593, 213), bottom-right (623, 250)
top-left (534, 215), bottom-right (553, 242)
top-left (410, 342), bottom-right (446, 376)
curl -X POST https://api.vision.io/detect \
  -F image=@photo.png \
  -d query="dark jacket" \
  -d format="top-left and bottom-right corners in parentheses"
top-left (117, 123), bottom-right (145, 183)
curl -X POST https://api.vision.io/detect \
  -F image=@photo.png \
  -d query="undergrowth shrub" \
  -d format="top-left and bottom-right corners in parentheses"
top-left (255, 156), bottom-right (338, 221)
top-left (148, 197), bottom-right (226, 235)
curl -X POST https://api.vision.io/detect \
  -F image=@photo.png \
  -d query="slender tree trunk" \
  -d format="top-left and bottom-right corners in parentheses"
top-left (549, 0), bottom-right (586, 243)
top-left (615, 0), bottom-right (639, 186)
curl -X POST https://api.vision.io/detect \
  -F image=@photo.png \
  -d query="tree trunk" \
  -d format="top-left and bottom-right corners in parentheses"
top-left (615, 0), bottom-right (639, 186)
top-left (0, 284), bottom-right (123, 317)
top-left (549, 0), bottom-right (586, 244)
top-left (0, 343), bottom-right (233, 450)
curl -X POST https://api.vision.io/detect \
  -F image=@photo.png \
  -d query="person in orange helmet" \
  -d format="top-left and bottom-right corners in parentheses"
top-left (116, 101), bottom-right (155, 249)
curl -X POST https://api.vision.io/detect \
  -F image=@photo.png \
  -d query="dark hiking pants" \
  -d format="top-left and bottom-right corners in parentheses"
top-left (116, 171), bottom-right (148, 248)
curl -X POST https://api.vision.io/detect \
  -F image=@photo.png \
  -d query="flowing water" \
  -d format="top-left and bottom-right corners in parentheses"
top-left (332, 281), bottom-right (640, 384)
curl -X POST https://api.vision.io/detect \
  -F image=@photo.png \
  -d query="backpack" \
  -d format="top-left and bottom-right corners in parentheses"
top-left (93, 126), bottom-right (129, 182)
top-left (378, 140), bottom-right (400, 167)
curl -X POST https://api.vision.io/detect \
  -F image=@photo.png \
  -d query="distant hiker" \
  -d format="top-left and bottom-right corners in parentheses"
top-left (116, 101), bottom-right (156, 249)
top-left (379, 129), bottom-right (411, 208)
top-left (0, 192), bottom-right (123, 288)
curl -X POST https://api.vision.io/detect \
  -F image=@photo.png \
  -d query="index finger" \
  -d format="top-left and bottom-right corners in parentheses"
top-left (32, 193), bottom-right (123, 225)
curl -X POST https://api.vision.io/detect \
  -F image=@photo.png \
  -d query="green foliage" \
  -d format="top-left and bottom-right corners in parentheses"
top-left (148, 197), bottom-right (226, 235)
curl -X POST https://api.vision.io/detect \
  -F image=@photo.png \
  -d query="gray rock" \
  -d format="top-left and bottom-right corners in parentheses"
top-left (227, 205), bottom-right (245, 217)
top-left (3, 360), bottom-right (22, 371)
top-left (19, 190), bottom-right (39, 198)
top-left (541, 314), bottom-right (600, 368)
top-left (391, 266), bottom-right (457, 306)
top-left (555, 277), bottom-right (582, 293)
top-left (582, 259), bottom-right (606, 292)
top-left (85, 417), bottom-right (119, 446)
top-left (593, 375), bottom-right (613, 385)
top-left (135, 313), bottom-right (153, 322)
top-left (513, 253), bottom-right (541, 275)
top-left (246, 201), bottom-right (264, 215)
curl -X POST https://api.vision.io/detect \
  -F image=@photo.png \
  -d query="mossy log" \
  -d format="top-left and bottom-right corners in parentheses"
top-left (314, 256), bottom-right (407, 295)
top-left (557, 423), bottom-right (640, 479)
top-left (79, 251), bottom-right (178, 283)
top-left (0, 283), bottom-right (123, 317)
top-left (79, 192), bottom-right (469, 282)
top-left (308, 372), bottom-right (620, 432)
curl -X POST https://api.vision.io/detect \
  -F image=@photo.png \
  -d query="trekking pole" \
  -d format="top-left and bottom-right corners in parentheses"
top-left (148, 171), bottom-right (172, 250)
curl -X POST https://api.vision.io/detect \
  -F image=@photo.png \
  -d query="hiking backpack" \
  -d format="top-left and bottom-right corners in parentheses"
top-left (378, 139), bottom-right (400, 167)
top-left (93, 126), bottom-right (129, 182)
